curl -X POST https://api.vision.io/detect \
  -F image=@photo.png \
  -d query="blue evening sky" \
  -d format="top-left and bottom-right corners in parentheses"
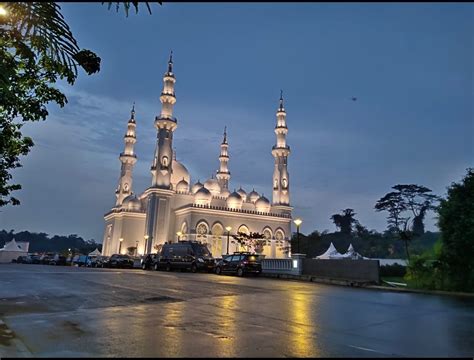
top-left (1, 3), bottom-right (472, 242)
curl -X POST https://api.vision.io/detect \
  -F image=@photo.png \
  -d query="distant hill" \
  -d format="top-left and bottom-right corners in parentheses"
top-left (0, 230), bottom-right (101, 254)
top-left (291, 230), bottom-right (440, 259)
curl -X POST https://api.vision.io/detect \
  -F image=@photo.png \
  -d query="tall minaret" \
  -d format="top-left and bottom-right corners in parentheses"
top-left (115, 104), bottom-right (138, 206)
top-left (216, 126), bottom-right (231, 190)
top-left (150, 50), bottom-right (177, 188)
top-left (271, 90), bottom-right (290, 205)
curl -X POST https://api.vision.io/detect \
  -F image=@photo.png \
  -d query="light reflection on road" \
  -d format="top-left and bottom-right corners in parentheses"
top-left (158, 300), bottom-right (185, 357)
top-left (215, 293), bottom-right (238, 357)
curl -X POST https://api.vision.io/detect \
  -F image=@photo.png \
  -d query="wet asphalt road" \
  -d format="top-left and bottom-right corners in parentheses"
top-left (0, 264), bottom-right (473, 358)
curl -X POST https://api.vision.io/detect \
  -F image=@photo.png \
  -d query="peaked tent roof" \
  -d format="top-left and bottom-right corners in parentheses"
top-left (1, 239), bottom-right (25, 252)
top-left (315, 242), bottom-right (344, 259)
top-left (88, 248), bottom-right (101, 256)
top-left (342, 243), bottom-right (368, 259)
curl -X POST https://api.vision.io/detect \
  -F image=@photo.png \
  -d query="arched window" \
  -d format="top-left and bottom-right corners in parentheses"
top-left (196, 222), bottom-right (208, 242)
top-left (161, 156), bottom-right (169, 168)
top-left (238, 225), bottom-right (249, 235)
top-left (282, 178), bottom-right (288, 189)
top-left (273, 179), bottom-right (278, 189)
top-left (211, 223), bottom-right (224, 257)
top-left (275, 229), bottom-right (285, 241)
top-left (124, 183), bottom-right (129, 192)
top-left (181, 222), bottom-right (188, 236)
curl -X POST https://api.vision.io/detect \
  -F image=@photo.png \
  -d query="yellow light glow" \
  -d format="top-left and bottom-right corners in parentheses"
top-left (119, 238), bottom-right (124, 242)
top-left (225, 226), bottom-right (232, 232)
top-left (144, 235), bottom-right (149, 239)
top-left (0, 6), bottom-right (7, 16)
top-left (293, 218), bottom-right (302, 227)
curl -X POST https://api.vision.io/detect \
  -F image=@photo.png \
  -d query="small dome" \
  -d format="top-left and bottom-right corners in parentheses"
top-left (176, 178), bottom-right (189, 193)
top-left (194, 187), bottom-right (212, 206)
top-left (204, 178), bottom-right (221, 196)
top-left (248, 189), bottom-right (260, 203)
top-left (122, 194), bottom-right (141, 211)
top-left (237, 187), bottom-right (247, 202)
top-left (220, 188), bottom-right (231, 198)
top-left (191, 180), bottom-right (204, 194)
top-left (226, 191), bottom-right (243, 210)
top-left (255, 195), bottom-right (271, 213)
top-left (171, 159), bottom-right (191, 189)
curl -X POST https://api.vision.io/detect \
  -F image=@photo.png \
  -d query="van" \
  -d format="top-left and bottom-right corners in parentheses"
top-left (156, 241), bottom-right (215, 273)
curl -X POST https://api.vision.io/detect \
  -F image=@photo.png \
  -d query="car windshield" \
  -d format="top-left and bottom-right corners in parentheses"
top-left (193, 244), bottom-right (211, 257)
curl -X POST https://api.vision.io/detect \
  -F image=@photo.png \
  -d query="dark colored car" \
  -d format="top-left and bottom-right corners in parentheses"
top-left (214, 252), bottom-right (262, 277)
top-left (15, 255), bottom-right (30, 264)
top-left (156, 241), bottom-right (215, 273)
top-left (104, 254), bottom-right (134, 269)
top-left (72, 255), bottom-right (90, 267)
top-left (40, 253), bottom-right (54, 265)
top-left (29, 255), bottom-right (41, 264)
top-left (141, 254), bottom-right (159, 270)
top-left (49, 254), bottom-right (67, 266)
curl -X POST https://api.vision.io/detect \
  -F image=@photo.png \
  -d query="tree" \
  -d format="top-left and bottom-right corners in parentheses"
top-left (231, 232), bottom-right (265, 253)
top-left (375, 184), bottom-right (439, 260)
top-left (330, 208), bottom-right (358, 235)
top-left (437, 168), bottom-right (474, 291)
top-left (0, 2), bottom-right (160, 207)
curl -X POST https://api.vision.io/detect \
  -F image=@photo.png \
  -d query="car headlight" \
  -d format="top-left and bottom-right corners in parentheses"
top-left (197, 258), bottom-right (204, 263)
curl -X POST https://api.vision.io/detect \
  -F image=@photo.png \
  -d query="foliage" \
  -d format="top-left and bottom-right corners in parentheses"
top-left (375, 184), bottom-right (439, 259)
top-left (330, 208), bottom-right (358, 234)
top-left (437, 168), bottom-right (474, 291)
top-left (231, 232), bottom-right (265, 253)
top-left (379, 263), bottom-right (406, 277)
top-left (126, 246), bottom-right (137, 256)
top-left (0, 229), bottom-right (101, 254)
top-left (0, 2), bottom-right (160, 207)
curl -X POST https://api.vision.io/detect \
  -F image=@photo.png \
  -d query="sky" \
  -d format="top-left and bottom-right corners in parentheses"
top-left (1, 3), bottom-right (472, 242)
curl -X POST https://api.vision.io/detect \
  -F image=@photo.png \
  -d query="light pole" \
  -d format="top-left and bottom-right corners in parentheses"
top-left (119, 238), bottom-right (123, 254)
top-left (225, 226), bottom-right (232, 255)
top-left (144, 235), bottom-right (149, 254)
top-left (293, 218), bottom-right (302, 254)
top-left (135, 240), bottom-right (138, 256)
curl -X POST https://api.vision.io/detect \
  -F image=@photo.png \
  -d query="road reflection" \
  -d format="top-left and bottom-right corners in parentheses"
top-left (215, 294), bottom-right (238, 357)
top-left (288, 290), bottom-right (320, 357)
top-left (158, 300), bottom-right (186, 357)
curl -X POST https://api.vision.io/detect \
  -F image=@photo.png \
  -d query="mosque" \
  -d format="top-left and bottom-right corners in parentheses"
top-left (101, 52), bottom-right (293, 258)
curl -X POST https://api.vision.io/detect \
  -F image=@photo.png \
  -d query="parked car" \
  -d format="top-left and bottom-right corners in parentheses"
top-left (156, 241), bottom-right (215, 273)
top-left (49, 254), bottom-right (67, 266)
top-left (40, 253), bottom-right (54, 265)
top-left (29, 254), bottom-right (41, 264)
top-left (214, 252), bottom-right (262, 277)
top-left (15, 255), bottom-right (30, 264)
top-left (72, 255), bottom-right (89, 267)
top-left (104, 254), bottom-right (134, 269)
top-left (86, 256), bottom-right (105, 268)
top-left (141, 253), bottom-right (159, 270)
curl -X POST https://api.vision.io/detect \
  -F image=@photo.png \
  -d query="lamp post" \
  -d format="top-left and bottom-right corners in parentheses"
top-left (225, 226), bottom-right (232, 255)
top-left (144, 235), bottom-right (149, 254)
top-left (119, 238), bottom-right (123, 254)
top-left (293, 218), bottom-right (302, 254)
top-left (176, 231), bottom-right (182, 242)
top-left (135, 240), bottom-right (138, 256)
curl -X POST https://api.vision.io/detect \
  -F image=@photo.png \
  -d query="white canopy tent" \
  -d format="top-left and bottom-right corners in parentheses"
top-left (341, 243), bottom-right (368, 260)
top-left (88, 248), bottom-right (101, 257)
top-left (0, 239), bottom-right (28, 263)
top-left (315, 242), bottom-right (345, 259)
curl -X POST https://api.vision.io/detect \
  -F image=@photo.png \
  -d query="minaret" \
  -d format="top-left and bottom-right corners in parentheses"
top-left (115, 104), bottom-right (138, 206)
top-left (150, 50), bottom-right (177, 188)
top-left (272, 90), bottom-right (290, 205)
top-left (216, 126), bottom-right (231, 190)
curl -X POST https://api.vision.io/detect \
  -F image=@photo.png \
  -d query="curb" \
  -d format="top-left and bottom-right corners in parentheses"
top-left (365, 285), bottom-right (474, 298)
top-left (260, 273), bottom-right (374, 287)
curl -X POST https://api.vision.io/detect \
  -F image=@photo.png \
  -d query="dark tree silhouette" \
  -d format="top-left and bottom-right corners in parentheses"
top-left (330, 208), bottom-right (358, 234)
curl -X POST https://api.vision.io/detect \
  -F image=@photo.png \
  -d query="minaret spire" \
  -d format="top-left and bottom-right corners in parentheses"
top-left (272, 91), bottom-right (290, 206)
top-left (115, 106), bottom-right (138, 206)
top-left (216, 126), bottom-right (231, 190)
top-left (150, 52), bottom-right (178, 188)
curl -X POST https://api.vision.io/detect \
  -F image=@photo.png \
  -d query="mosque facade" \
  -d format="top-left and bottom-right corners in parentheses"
top-left (102, 53), bottom-right (293, 258)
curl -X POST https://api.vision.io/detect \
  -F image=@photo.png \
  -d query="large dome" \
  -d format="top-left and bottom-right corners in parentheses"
top-left (255, 195), bottom-right (271, 213)
top-left (122, 194), bottom-right (141, 211)
top-left (191, 180), bottom-right (204, 194)
top-left (237, 187), bottom-right (247, 202)
top-left (248, 189), bottom-right (260, 203)
top-left (171, 159), bottom-right (190, 190)
top-left (226, 191), bottom-right (243, 210)
top-left (176, 178), bottom-right (189, 193)
top-left (204, 178), bottom-right (221, 196)
top-left (194, 187), bottom-right (212, 206)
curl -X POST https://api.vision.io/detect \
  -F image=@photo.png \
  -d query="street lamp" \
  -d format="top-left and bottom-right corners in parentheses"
top-left (0, 6), bottom-right (7, 16)
top-left (135, 240), bottom-right (138, 256)
top-left (176, 231), bottom-right (182, 242)
top-left (144, 235), bottom-right (149, 254)
top-left (119, 238), bottom-right (123, 254)
top-left (293, 218), bottom-right (303, 254)
top-left (225, 226), bottom-right (232, 255)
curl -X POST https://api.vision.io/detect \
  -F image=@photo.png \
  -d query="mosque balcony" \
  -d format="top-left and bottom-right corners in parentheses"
top-left (177, 203), bottom-right (292, 219)
top-left (104, 207), bottom-right (146, 217)
top-left (119, 152), bottom-right (137, 159)
top-left (272, 145), bottom-right (290, 151)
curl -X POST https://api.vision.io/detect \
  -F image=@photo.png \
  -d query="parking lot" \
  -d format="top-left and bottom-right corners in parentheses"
top-left (0, 263), bottom-right (473, 357)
